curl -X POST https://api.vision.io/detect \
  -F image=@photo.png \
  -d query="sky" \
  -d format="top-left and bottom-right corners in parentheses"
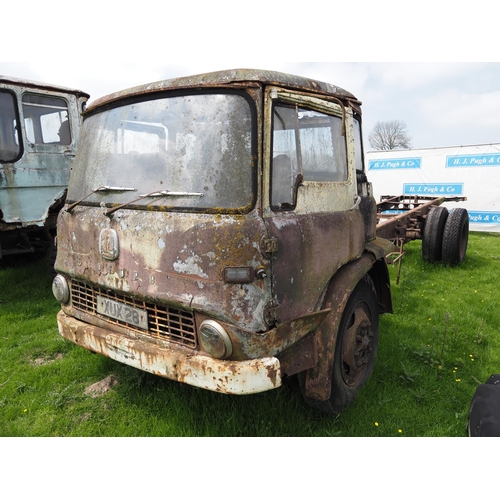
top-left (2, 61), bottom-right (500, 152)
top-left (2, 0), bottom-right (499, 154)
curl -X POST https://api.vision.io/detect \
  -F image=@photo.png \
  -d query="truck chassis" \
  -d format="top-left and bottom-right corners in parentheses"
top-left (376, 195), bottom-right (469, 281)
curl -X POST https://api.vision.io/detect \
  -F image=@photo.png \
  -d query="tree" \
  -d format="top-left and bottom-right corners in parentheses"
top-left (368, 120), bottom-right (412, 150)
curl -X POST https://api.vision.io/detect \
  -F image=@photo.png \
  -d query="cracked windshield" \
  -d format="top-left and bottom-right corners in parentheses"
top-left (68, 92), bottom-right (254, 211)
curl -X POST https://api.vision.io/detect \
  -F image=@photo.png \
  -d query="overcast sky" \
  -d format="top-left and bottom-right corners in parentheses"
top-left (2, 61), bottom-right (499, 151)
top-left (2, 0), bottom-right (499, 153)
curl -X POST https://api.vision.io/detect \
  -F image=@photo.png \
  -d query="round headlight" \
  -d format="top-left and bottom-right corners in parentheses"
top-left (199, 320), bottom-right (233, 359)
top-left (52, 274), bottom-right (70, 304)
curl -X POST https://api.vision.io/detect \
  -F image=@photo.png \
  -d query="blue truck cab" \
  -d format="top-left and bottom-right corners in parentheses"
top-left (0, 75), bottom-right (89, 260)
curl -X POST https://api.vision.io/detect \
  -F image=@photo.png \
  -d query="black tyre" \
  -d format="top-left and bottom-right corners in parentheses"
top-left (442, 208), bottom-right (469, 266)
top-left (300, 275), bottom-right (379, 415)
top-left (422, 206), bottom-right (448, 263)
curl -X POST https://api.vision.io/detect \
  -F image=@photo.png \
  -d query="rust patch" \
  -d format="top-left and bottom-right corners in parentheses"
top-left (278, 332), bottom-right (318, 377)
top-left (265, 210), bottom-right (366, 324)
top-left (302, 253), bottom-right (378, 402)
top-left (376, 195), bottom-right (466, 244)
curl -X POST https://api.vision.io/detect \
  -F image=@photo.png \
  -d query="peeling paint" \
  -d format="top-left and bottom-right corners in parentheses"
top-left (173, 255), bottom-right (208, 278)
top-left (1, 77), bottom-right (88, 257)
top-left (54, 69), bottom-right (393, 407)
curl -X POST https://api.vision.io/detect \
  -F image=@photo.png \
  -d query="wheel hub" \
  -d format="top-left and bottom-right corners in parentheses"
top-left (341, 306), bottom-right (373, 386)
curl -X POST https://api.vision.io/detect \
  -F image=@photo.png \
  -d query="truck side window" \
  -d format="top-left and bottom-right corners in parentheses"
top-left (0, 90), bottom-right (21, 162)
top-left (271, 104), bottom-right (347, 208)
top-left (353, 117), bottom-right (364, 172)
top-left (22, 94), bottom-right (71, 145)
top-left (272, 106), bottom-right (299, 206)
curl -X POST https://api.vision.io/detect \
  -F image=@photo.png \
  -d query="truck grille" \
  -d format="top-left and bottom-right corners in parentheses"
top-left (70, 279), bottom-right (197, 348)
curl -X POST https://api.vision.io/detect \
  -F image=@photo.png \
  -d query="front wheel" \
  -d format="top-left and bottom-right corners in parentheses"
top-left (300, 275), bottom-right (380, 415)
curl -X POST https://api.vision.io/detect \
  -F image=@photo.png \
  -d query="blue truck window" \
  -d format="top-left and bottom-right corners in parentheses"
top-left (22, 94), bottom-right (71, 145)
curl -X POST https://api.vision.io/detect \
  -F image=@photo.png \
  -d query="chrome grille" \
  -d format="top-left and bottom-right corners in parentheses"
top-left (70, 280), bottom-right (197, 348)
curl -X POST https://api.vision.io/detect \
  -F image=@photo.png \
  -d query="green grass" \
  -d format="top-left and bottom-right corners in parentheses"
top-left (1, 232), bottom-right (500, 436)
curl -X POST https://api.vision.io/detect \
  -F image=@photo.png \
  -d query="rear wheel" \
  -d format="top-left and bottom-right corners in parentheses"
top-left (300, 275), bottom-right (379, 415)
top-left (442, 208), bottom-right (469, 266)
top-left (422, 206), bottom-right (448, 263)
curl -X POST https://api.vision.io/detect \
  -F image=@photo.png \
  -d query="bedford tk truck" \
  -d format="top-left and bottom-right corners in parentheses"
top-left (0, 76), bottom-right (89, 261)
top-left (53, 69), bottom-right (394, 415)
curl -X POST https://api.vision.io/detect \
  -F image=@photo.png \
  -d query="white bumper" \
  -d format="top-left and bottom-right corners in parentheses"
top-left (57, 311), bottom-right (282, 395)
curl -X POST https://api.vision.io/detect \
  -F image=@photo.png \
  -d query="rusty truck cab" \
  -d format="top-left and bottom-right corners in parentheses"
top-left (0, 76), bottom-right (89, 259)
top-left (53, 69), bottom-right (392, 415)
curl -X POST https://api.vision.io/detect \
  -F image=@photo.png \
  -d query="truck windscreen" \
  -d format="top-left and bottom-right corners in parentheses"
top-left (68, 92), bottom-right (255, 212)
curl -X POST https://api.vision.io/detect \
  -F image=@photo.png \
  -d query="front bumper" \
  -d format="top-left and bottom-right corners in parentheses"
top-left (56, 311), bottom-right (282, 395)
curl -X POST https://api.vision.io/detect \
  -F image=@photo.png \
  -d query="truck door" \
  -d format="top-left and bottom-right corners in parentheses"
top-left (0, 89), bottom-right (79, 225)
top-left (263, 87), bottom-right (365, 325)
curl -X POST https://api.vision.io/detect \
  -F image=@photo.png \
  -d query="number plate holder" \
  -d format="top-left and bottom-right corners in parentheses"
top-left (97, 296), bottom-right (149, 330)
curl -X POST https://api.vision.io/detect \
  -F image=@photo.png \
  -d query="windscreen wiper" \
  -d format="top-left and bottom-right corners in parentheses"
top-left (105, 189), bottom-right (204, 216)
top-left (66, 186), bottom-right (137, 213)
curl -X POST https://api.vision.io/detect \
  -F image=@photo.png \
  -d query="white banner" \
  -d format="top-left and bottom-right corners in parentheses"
top-left (366, 143), bottom-right (500, 233)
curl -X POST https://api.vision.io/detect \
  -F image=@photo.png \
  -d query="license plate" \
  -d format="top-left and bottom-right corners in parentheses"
top-left (97, 296), bottom-right (149, 330)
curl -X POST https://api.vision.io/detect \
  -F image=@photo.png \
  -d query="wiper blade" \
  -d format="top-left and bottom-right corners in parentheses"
top-left (66, 186), bottom-right (137, 213)
top-left (105, 189), bottom-right (204, 216)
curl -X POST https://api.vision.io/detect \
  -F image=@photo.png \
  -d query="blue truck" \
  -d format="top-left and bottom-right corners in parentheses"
top-left (0, 75), bottom-right (89, 261)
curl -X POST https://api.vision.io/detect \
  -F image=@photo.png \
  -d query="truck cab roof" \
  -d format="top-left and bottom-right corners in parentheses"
top-left (0, 75), bottom-right (90, 99)
top-left (86, 68), bottom-right (361, 113)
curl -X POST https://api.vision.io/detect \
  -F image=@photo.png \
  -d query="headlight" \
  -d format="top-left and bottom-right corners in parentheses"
top-left (52, 274), bottom-right (70, 304)
top-left (199, 320), bottom-right (233, 359)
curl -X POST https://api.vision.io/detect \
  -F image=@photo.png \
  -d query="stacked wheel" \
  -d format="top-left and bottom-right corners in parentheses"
top-left (421, 206), bottom-right (469, 266)
top-left (442, 208), bottom-right (469, 266)
top-left (422, 206), bottom-right (449, 263)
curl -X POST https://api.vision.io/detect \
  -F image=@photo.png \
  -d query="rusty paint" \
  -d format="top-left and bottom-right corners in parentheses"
top-left (54, 69), bottom-right (394, 408)
top-left (301, 252), bottom-right (380, 402)
top-left (279, 332), bottom-right (318, 376)
top-left (376, 195), bottom-right (467, 244)
top-left (265, 210), bottom-right (366, 324)
top-left (56, 207), bottom-right (273, 333)
top-left (57, 311), bottom-right (282, 395)
top-left (86, 69), bottom-right (361, 116)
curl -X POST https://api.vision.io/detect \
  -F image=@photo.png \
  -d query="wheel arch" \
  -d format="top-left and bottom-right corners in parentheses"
top-left (368, 257), bottom-right (393, 314)
top-left (302, 245), bottom-right (392, 403)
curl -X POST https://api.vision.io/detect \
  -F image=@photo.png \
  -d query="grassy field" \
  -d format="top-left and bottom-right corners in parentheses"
top-left (1, 232), bottom-right (499, 437)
